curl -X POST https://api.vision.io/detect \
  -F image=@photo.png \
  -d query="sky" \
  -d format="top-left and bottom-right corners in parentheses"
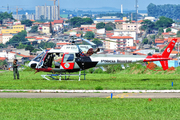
top-left (1, 0), bottom-right (180, 11)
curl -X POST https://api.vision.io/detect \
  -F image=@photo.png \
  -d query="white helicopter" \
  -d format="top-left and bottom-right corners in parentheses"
top-left (28, 37), bottom-right (177, 80)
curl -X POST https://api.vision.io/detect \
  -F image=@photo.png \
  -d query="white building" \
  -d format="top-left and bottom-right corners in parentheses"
top-left (103, 36), bottom-right (134, 50)
top-left (144, 17), bottom-right (156, 22)
top-left (0, 52), bottom-right (15, 60)
top-left (42, 26), bottom-right (50, 34)
top-left (102, 38), bottom-right (117, 50)
top-left (114, 30), bottom-right (137, 40)
top-left (26, 13), bottom-right (35, 20)
top-left (115, 23), bottom-right (142, 33)
top-left (54, 20), bottom-right (64, 31)
top-left (2, 34), bottom-right (13, 44)
top-left (35, 5), bottom-right (59, 20)
top-left (170, 28), bottom-right (179, 34)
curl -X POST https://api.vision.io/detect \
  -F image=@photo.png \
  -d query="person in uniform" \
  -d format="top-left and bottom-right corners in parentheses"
top-left (13, 59), bottom-right (19, 79)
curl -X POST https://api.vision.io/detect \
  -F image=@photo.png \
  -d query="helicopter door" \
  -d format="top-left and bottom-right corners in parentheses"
top-left (61, 53), bottom-right (75, 70)
top-left (31, 50), bottom-right (47, 69)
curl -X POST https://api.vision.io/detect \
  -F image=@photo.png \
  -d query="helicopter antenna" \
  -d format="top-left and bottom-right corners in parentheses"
top-left (70, 36), bottom-right (83, 54)
top-left (70, 36), bottom-right (77, 45)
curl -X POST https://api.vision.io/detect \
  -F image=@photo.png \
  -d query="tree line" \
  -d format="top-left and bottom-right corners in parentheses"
top-left (141, 16), bottom-right (174, 34)
top-left (0, 12), bottom-right (14, 24)
top-left (69, 17), bottom-right (93, 28)
top-left (147, 3), bottom-right (180, 19)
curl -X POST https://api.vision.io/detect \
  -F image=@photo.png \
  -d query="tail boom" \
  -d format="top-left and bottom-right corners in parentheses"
top-left (143, 38), bottom-right (177, 70)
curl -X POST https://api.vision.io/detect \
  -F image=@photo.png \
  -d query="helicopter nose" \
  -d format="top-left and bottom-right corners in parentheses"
top-left (28, 61), bottom-right (37, 69)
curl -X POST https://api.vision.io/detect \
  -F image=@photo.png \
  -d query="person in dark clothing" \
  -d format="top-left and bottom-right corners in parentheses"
top-left (13, 59), bottom-right (19, 79)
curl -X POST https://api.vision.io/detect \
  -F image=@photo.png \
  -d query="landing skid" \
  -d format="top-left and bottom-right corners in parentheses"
top-left (41, 71), bottom-right (86, 81)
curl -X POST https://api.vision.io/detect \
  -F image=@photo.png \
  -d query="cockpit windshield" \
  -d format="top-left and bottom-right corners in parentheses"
top-left (32, 51), bottom-right (46, 62)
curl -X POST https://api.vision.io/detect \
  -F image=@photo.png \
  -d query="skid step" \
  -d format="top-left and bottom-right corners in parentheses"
top-left (41, 71), bottom-right (86, 81)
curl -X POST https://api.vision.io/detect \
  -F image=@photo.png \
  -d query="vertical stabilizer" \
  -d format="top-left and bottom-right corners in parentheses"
top-left (160, 38), bottom-right (177, 70)
top-left (162, 38), bottom-right (177, 58)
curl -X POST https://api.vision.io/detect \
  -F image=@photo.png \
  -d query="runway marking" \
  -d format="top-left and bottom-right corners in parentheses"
top-left (106, 93), bottom-right (145, 98)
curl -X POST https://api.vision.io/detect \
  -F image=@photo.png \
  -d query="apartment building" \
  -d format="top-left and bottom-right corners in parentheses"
top-left (115, 22), bottom-right (142, 33)
top-left (114, 29), bottom-right (136, 40)
top-left (2, 34), bottom-right (13, 44)
top-left (1, 25), bottom-right (25, 34)
top-left (103, 36), bottom-right (134, 50)
top-left (103, 39), bottom-right (117, 50)
top-left (35, 5), bottom-right (59, 20)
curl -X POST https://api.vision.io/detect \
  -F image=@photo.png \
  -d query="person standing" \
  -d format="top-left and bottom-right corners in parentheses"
top-left (13, 59), bottom-right (19, 79)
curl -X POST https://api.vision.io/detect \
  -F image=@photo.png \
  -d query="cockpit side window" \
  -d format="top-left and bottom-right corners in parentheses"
top-left (32, 51), bottom-right (45, 62)
top-left (63, 54), bottom-right (74, 62)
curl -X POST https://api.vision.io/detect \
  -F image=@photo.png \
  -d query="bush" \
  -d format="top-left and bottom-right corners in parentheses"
top-left (94, 68), bottom-right (103, 74)
top-left (88, 68), bottom-right (94, 74)
top-left (21, 65), bottom-right (34, 71)
top-left (95, 86), bottom-right (103, 90)
top-left (104, 64), bottom-right (123, 73)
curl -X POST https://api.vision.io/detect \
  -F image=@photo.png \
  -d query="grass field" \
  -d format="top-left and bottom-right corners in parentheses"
top-left (0, 65), bottom-right (180, 90)
top-left (0, 98), bottom-right (179, 120)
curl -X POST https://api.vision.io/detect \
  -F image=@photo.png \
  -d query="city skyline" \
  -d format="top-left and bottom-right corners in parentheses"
top-left (1, 0), bottom-right (180, 11)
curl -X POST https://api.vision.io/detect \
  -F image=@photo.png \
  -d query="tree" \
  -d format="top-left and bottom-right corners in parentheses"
top-left (29, 26), bottom-right (38, 33)
top-left (21, 20), bottom-right (33, 27)
top-left (147, 3), bottom-right (157, 17)
top-left (105, 22), bottom-right (115, 31)
top-left (32, 48), bottom-right (41, 53)
top-left (82, 18), bottom-right (93, 25)
top-left (177, 30), bottom-right (180, 37)
top-left (92, 38), bottom-right (103, 47)
top-left (105, 27), bottom-right (113, 31)
top-left (155, 16), bottom-right (174, 29)
top-left (155, 49), bottom-right (159, 52)
top-left (22, 14), bottom-right (27, 21)
top-left (0, 60), bottom-right (7, 69)
top-left (84, 31), bottom-right (94, 40)
top-left (6, 30), bottom-right (28, 46)
top-left (166, 28), bottom-right (171, 32)
top-left (149, 35), bottom-right (156, 45)
top-left (38, 41), bottom-right (46, 49)
top-left (142, 38), bottom-right (148, 44)
top-left (158, 27), bottom-right (164, 35)
top-left (140, 20), bottom-right (155, 33)
top-left (0, 12), bottom-right (14, 24)
top-left (50, 22), bottom-right (54, 37)
top-left (37, 41), bottom-right (56, 49)
top-left (46, 42), bottom-right (56, 48)
top-left (0, 43), bottom-right (7, 48)
top-left (69, 17), bottom-right (93, 28)
top-left (148, 53), bottom-right (152, 56)
top-left (25, 45), bottom-right (34, 52)
top-left (96, 22), bottom-right (105, 29)
top-left (147, 3), bottom-right (180, 19)
top-left (17, 42), bottom-right (26, 49)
